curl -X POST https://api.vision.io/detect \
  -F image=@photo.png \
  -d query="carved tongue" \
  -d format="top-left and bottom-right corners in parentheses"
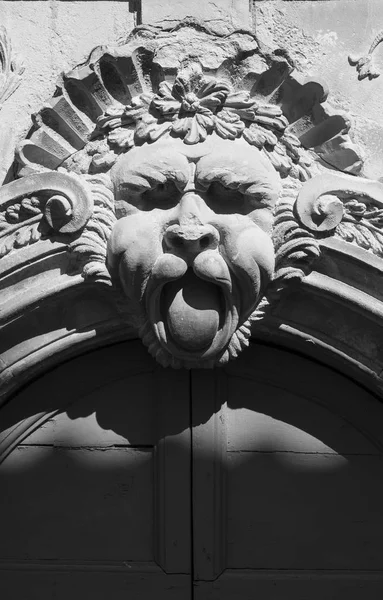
top-left (163, 270), bottom-right (221, 351)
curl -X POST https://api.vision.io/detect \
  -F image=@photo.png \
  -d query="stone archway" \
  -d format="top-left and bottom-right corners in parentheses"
top-left (1, 12), bottom-right (383, 600)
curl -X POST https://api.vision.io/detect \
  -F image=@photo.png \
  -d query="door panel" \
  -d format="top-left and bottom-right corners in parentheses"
top-left (192, 344), bottom-right (383, 599)
top-left (0, 445), bottom-right (153, 561)
top-left (0, 341), bottom-right (191, 599)
top-left (194, 571), bottom-right (383, 600)
top-left (2, 340), bottom-right (383, 599)
top-left (0, 568), bottom-right (190, 600)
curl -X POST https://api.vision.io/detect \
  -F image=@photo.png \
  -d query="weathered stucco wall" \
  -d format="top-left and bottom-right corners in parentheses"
top-left (0, 0), bottom-right (251, 182)
top-left (1, 0), bottom-right (383, 180)
top-left (0, 1), bottom-right (137, 182)
top-left (254, 0), bottom-right (383, 180)
top-left (141, 0), bottom-right (251, 28)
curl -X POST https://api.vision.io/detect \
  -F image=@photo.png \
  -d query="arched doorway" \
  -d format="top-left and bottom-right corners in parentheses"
top-left (1, 340), bottom-right (383, 599)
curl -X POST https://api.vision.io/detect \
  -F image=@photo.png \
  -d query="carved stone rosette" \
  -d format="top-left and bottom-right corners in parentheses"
top-left (1, 19), bottom-right (381, 370)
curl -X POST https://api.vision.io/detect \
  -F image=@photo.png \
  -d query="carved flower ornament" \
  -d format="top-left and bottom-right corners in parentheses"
top-left (96, 61), bottom-right (290, 162)
top-left (0, 20), bottom-right (373, 368)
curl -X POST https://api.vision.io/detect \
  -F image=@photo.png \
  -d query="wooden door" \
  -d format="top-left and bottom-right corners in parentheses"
top-left (2, 340), bottom-right (383, 599)
top-left (0, 341), bottom-right (191, 599)
top-left (192, 344), bottom-right (383, 599)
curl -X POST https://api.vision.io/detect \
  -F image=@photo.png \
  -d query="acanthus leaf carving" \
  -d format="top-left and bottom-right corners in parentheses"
top-left (69, 173), bottom-right (116, 284)
top-left (0, 26), bottom-right (24, 109)
top-left (349, 30), bottom-right (383, 81)
top-left (294, 171), bottom-right (383, 258)
top-left (0, 171), bottom-right (94, 259)
top-left (272, 179), bottom-right (320, 292)
top-left (336, 201), bottom-right (383, 257)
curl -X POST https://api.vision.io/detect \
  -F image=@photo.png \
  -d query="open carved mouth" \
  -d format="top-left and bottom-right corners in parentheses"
top-left (148, 266), bottom-right (237, 361)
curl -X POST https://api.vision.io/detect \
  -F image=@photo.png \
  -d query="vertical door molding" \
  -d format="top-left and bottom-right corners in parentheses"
top-left (191, 370), bottom-right (228, 581)
top-left (154, 368), bottom-right (191, 574)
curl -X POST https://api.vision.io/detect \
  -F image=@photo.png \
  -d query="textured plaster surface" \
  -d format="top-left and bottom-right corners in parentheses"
top-left (0, 1), bottom-right (382, 180)
top-left (142, 0), bottom-right (251, 29)
top-left (0, 1), bottom-right (251, 183)
top-left (254, 0), bottom-right (383, 180)
top-left (0, 2), bottom-right (137, 183)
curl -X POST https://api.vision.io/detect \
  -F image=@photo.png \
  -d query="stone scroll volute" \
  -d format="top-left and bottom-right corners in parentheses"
top-left (0, 19), bottom-right (375, 369)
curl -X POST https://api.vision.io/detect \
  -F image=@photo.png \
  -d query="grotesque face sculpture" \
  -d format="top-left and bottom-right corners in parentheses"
top-left (16, 20), bottom-right (346, 368)
top-left (107, 135), bottom-right (281, 368)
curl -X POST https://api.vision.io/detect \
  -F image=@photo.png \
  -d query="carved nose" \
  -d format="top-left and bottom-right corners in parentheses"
top-left (164, 224), bottom-right (219, 256)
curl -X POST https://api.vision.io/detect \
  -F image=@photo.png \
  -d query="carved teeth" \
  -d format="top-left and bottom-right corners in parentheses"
top-left (230, 333), bottom-right (243, 354)
top-left (239, 324), bottom-right (251, 336)
top-left (220, 350), bottom-right (230, 364)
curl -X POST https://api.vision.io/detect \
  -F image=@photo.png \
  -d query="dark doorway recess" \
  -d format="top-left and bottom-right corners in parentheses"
top-left (1, 340), bottom-right (383, 599)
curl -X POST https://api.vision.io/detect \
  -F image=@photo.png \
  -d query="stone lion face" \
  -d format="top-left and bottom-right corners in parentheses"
top-left (107, 135), bottom-right (281, 367)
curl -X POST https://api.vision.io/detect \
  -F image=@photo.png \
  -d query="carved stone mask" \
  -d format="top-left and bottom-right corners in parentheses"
top-left (108, 135), bottom-right (280, 367)
top-left (5, 20), bottom-right (363, 369)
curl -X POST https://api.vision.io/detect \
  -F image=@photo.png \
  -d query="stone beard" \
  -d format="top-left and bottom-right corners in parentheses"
top-left (107, 134), bottom-right (281, 368)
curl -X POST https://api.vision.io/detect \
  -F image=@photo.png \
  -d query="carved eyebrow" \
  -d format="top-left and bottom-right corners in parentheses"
top-left (195, 148), bottom-right (281, 210)
top-left (111, 145), bottom-right (190, 199)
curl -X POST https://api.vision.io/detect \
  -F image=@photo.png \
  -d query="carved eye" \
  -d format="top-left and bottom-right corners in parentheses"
top-left (119, 178), bottom-right (184, 212)
top-left (203, 181), bottom-right (254, 215)
top-left (140, 180), bottom-right (183, 211)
